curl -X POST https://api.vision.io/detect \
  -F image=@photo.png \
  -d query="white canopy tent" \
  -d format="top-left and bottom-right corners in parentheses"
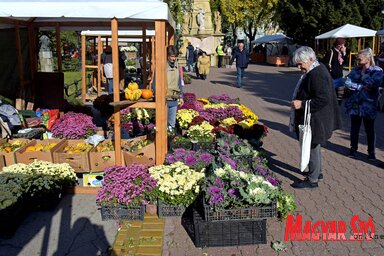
top-left (253, 34), bottom-right (293, 44)
top-left (315, 24), bottom-right (377, 71)
top-left (315, 24), bottom-right (376, 39)
top-left (0, 0), bottom-right (176, 167)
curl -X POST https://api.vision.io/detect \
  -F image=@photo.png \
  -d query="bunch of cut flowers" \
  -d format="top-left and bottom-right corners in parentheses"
top-left (120, 107), bottom-right (155, 136)
top-left (51, 111), bottom-right (97, 139)
top-left (148, 162), bottom-right (205, 206)
top-left (165, 148), bottom-right (214, 171)
top-left (96, 164), bottom-right (158, 207)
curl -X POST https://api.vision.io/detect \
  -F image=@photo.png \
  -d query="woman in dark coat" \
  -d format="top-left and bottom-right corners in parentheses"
top-left (289, 46), bottom-right (341, 189)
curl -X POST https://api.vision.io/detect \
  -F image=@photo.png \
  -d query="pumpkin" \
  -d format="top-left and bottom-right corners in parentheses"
top-left (128, 82), bottom-right (139, 90)
top-left (141, 89), bottom-right (153, 99)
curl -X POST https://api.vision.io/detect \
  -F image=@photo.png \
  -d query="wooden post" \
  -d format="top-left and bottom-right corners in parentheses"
top-left (168, 24), bottom-right (175, 45)
top-left (27, 24), bottom-right (37, 110)
top-left (55, 24), bottom-right (62, 73)
top-left (81, 34), bottom-right (87, 103)
top-left (112, 18), bottom-right (122, 166)
top-left (150, 36), bottom-right (155, 89)
top-left (142, 24), bottom-right (147, 88)
top-left (97, 36), bottom-right (102, 96)
top-left (155, 20), bottom-right (167, 165)
top-left (15, 22), bottom-right (25, 109)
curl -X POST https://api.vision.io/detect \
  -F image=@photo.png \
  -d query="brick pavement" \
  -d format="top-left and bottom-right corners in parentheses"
top-left (162, 64), bottom-right (384, 256)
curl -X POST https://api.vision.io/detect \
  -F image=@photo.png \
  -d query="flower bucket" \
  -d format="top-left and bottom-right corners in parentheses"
top-left (30, 188), bottom-right (64, 211)
top-left (100, 204), bottom-right (144, 221)
top-left (157, 200), bottom-right (186, 217)
top-left (145, 204), bottom-right (157, 215)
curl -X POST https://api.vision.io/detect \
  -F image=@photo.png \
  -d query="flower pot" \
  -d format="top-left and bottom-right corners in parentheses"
top-left (146, 204), bottom-right (157, 215)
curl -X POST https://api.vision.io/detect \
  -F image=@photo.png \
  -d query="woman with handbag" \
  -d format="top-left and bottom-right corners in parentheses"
top-left (289, 46), bottom-right (341, 189)
top-left (344, 48), bottom-right (383, 160)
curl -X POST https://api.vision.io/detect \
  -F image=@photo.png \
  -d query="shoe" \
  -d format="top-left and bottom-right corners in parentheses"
top-left (347, 149), bottom-right (357, 159)
top-left (367, 153), bottom-right (376, 161)
top-left (291, 180), bottom-right (318, 189)
top-left (318, 173), bottom-right (323, 180)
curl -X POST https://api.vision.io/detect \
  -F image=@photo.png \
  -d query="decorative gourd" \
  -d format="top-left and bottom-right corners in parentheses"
top-left (124, 88), bottom-right (142, 101)
top-left (141, 89), bottom-right (153, 99)
top-left (128, 82), bottom-right (139, 90)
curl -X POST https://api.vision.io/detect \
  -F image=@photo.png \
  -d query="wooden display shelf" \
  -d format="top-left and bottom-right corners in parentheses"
top-left (66, 186), bottom-right (100, 195)
top-left (109, 98), bottom-right (155, 108)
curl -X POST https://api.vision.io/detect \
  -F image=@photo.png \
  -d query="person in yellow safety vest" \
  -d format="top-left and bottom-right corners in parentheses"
top-left (216, 43), bottom-right (225, 68)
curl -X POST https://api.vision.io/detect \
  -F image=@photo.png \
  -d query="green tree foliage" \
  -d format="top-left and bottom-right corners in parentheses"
top-left (220, 0), bottom-right (280, 52)
top-left (164, 0), bottom-right (193, 25)
top-left (274, 0), bottom-right (384, 46)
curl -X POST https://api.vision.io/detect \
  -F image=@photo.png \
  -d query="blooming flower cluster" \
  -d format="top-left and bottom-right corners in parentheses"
top-left (0, 160), bottom-right (77, 209)
top-left (96, 164), bottom-right (158, 207)
top-left (166, 148), bottom-right (214, 171)
top-left (120, 107), bottom-right (155, 136)
top-left (187, 121), bottom-right (214, 142)
top-left (148, 162), bottom-right (205, 206)
top-left (52, 112), bottom-right (97, 139)
top-left (176, 109), bottom-right (199, 129)
top-left (207, 94), bottom-right (240, 104)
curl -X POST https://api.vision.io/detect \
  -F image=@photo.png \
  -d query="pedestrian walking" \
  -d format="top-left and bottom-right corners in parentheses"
top-left (193, 45), bottom-right (203, 79)
top-left (344, 48), bottom-right (383, 161)
top-left (229, 41), bottom-right (249, 88)
top-left (185, 42), bottom-right (194, 72)
top-left (289, 46), bottom-right (341, 189)
top-left (197, 51), bottom-right (210, 80)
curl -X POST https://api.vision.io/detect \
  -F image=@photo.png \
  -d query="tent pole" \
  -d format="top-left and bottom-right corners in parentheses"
top-left (81, 34), bottom-right (86, 103)
top-left (97, 36), bottom-right (102, 96)
top-left (155, 20), bottom-right (167, 165)
top-left (15, 22), bottom-right (25, 109)
top-left (112, 18), bottom-right (122, 166)
top-left (142, 24), bottom-right (147, 88)
top-left (27, 23), bottom-right (37, 110)
top-left (55, 24), bottom-right (62, 73)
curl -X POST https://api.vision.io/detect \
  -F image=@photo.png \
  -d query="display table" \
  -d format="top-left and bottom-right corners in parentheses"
top-left (250, 53), bottom-right (265, 64)
top-left (266, 55), bottom-right (289, 66)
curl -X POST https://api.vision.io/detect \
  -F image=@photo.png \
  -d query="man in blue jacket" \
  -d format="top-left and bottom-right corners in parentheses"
top-left (229, 41), bottom-right (249, 88)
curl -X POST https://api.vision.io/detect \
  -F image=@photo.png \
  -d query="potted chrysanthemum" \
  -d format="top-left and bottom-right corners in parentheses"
top-left (148, 162), bottom-right (205, 217)
top-left (96, 164), bottom-right (158, 220)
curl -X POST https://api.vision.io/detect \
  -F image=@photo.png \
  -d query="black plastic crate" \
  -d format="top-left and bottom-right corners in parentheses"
top-left (203, 201), bottom-right (277, 222)
top-left (157, 200), bottom-right (186, 217)
top-left (182, 207), bottom-right (267, 247)
top-left (100, 205), bottom-right (144, 221)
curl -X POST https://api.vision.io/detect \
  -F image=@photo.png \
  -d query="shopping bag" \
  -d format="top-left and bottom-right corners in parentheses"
top-left (298, 100), bottom-right (311, 172)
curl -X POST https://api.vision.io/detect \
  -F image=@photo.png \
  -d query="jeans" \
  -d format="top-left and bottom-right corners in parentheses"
top-left (108, 78), bottom-right (113, 94)
top-left (218, 55), bottom-right (223, 68)
top-left (350, 115), bottom-right (376, 154)
top-left (167, 100), bottom-right (178, 128)
top-left (236, 67), bottom-right (245, 87)
top-left (186, 61), bottom-right (194, 72)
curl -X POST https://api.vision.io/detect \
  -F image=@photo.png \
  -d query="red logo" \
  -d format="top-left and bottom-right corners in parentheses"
top-left (284, 214), bottom-right (376, 241)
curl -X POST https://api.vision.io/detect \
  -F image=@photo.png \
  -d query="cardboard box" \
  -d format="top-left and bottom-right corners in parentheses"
top-left (123, 136), bottom-right (155, 166)
top-left (0, 138), bottom-right (32, 166)
top-left (89, 139), bottom-right (115, 172)
top-left (15, 139), bottom-right (65, 164)
top-left (0, 155), bottom-right (5, 171)
top-left (53, 140), bottom-right (93, 172)
top-left (83, 172), bottom-right (104, 187)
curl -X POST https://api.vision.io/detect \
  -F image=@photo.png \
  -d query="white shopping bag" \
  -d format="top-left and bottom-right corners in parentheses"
top-left (298, 100), bottom-right (311, 172)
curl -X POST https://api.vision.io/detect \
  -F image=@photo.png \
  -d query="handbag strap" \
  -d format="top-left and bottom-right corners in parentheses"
top-left (304, 100), bottom-right (311, 126)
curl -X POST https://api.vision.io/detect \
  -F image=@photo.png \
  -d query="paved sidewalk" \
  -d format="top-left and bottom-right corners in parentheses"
top-left (162, 64), bottom-right (384, 255)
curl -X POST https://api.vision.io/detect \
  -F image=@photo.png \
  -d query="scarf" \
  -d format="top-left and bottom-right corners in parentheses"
top-left (335, 48), bottom-right (344, 65)
top-left (288, 60), bottom-right (319, 132)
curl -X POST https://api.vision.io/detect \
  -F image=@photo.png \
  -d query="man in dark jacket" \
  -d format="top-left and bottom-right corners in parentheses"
top-left (229, 41), bottom-right (249, 88)
top-left (290, 46), bottom-right (341, 189)
top-left (185, 42), bottom-right (195, 72)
